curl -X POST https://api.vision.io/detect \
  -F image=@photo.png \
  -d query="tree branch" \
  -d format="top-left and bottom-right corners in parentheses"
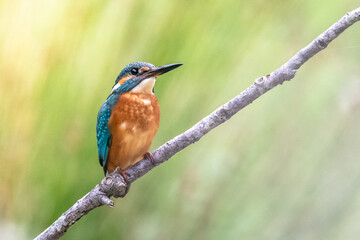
top-left (35, 7), bottom-right (360, 240)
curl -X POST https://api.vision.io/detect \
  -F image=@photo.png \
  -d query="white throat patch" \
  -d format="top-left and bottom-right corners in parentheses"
top-left (131, 77), bottom-right (156, 94)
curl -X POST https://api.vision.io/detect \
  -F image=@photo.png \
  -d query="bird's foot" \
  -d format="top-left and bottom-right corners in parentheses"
top-left (144, 152), bottom-right (157, 166)
top-left (116, 168), bottom-right (131, 195)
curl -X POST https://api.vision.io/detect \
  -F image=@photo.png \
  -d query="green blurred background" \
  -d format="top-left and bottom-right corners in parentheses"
top-left (1, 0), bottom-right (360, 239)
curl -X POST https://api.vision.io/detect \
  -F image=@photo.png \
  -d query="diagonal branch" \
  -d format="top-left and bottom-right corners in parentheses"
top-left (35, 7), bottom-right (360, 240)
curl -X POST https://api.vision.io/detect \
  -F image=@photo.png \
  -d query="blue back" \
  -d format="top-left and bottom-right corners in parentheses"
top-left (96, 76), bottom-right (143, 172)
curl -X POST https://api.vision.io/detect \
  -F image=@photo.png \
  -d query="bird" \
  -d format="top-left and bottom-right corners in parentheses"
top-left (96, 61), bottom-right (182, 178)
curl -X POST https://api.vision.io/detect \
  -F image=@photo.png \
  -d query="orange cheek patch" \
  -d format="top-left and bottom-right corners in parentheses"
top-left (118, 75), bottom-right (134, 85)
top-left (141, 67), bottom-right (150, 72)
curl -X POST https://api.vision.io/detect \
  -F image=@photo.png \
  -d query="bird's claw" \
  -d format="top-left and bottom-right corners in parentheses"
top-left (144, 152), bottom-right (156, 166)
top-left (116, 168), bottom-right (131, 196)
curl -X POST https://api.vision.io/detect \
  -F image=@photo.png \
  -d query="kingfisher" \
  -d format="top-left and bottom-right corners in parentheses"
top-left (96, 61), bottom-right (182, 177)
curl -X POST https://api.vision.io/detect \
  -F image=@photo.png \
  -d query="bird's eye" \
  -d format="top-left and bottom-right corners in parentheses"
top-left (131, 68), bottom-right (138, 75)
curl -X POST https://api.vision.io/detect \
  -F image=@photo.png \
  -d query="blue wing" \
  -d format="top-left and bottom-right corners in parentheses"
top-left (96, 102), bottom-right (111, 168)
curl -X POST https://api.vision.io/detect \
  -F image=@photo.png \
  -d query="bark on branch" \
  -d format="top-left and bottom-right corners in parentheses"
top-left (35, 7), bottom-right (360, 240)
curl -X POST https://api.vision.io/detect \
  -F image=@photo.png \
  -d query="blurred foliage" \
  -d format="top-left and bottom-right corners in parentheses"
top-left (1, 0), bottom-right (360, 239)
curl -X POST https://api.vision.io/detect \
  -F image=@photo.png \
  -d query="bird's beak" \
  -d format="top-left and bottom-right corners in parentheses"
top-left (141, 63), bottom-right (183, 80)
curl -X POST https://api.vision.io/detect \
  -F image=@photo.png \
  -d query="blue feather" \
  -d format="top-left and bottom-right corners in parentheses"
top-left (96, 103), bottom-right (111, 167)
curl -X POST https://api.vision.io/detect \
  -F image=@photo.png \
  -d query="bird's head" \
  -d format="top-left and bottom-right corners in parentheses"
top-left (111, 61), bottom-right (182, 95)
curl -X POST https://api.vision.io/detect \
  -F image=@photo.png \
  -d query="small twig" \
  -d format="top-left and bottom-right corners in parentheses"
top-left (35, 7), bottom-right (360, 240)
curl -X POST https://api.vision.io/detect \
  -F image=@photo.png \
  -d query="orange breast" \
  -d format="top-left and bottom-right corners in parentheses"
top-left (106, 92), bottom-right (160, 173)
